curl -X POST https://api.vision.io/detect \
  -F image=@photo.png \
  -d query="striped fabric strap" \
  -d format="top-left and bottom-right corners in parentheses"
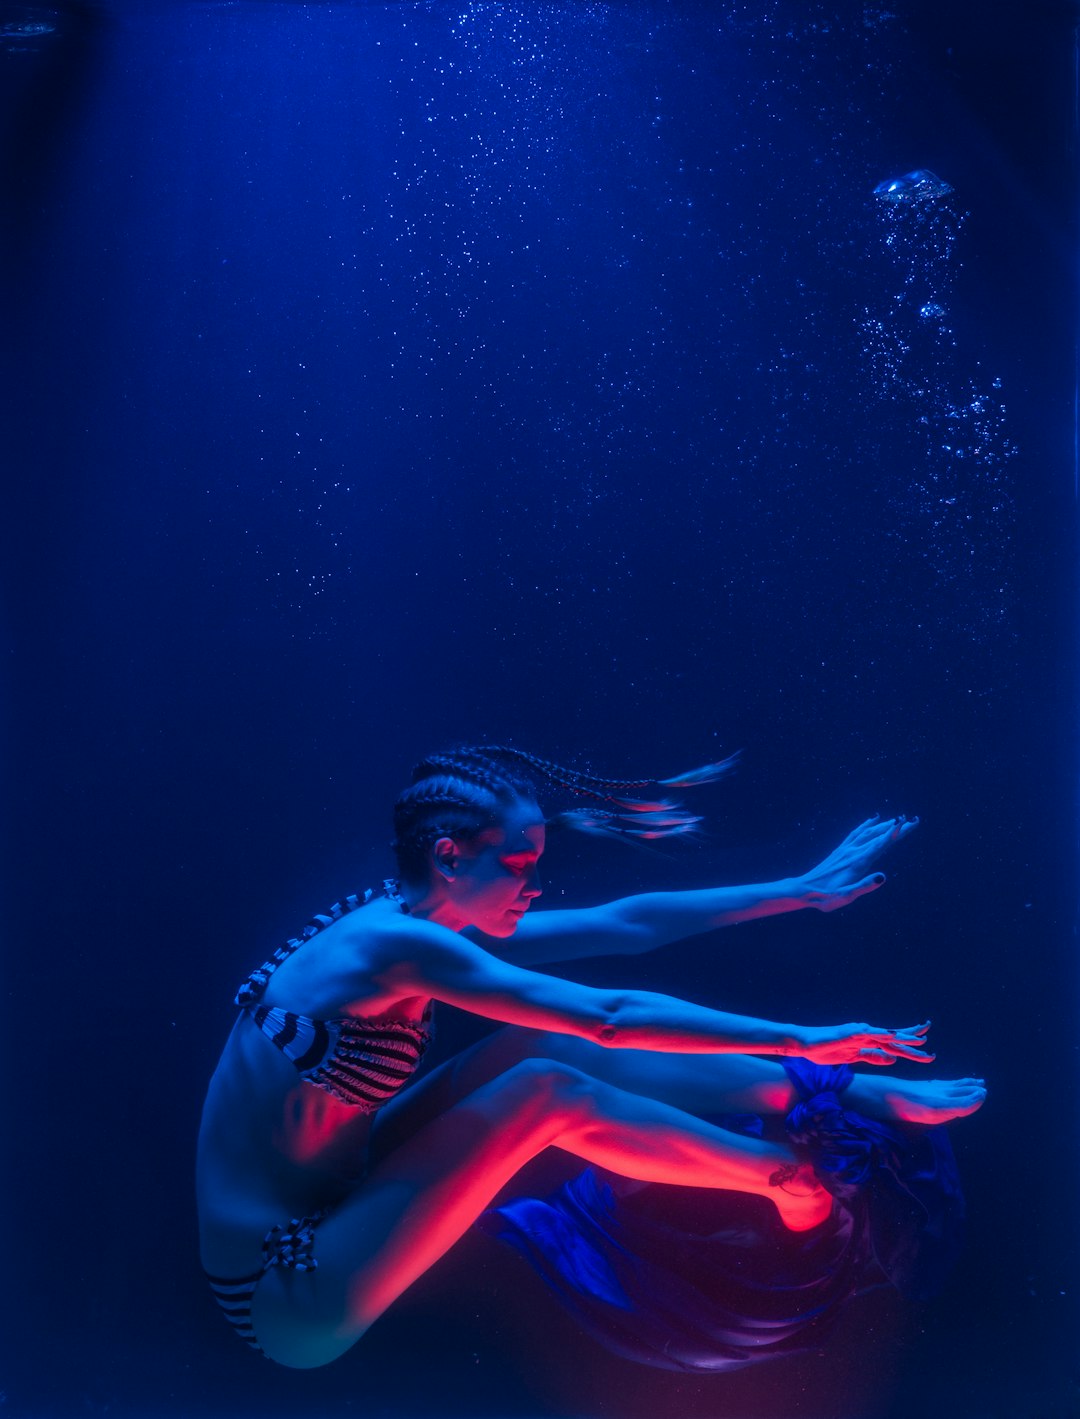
top-left (207, 1271), bottom-right (264, 1353)
top-left (250, 1005), bottom-right (332, 1073)
top-left (206, 1211), bottom-right (328, 1355)
top-left (234, 890), bottom-right (374, 1007)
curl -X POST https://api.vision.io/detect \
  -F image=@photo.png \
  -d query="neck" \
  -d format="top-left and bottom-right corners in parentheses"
top-left (393, 878), bottom-right (469, 933)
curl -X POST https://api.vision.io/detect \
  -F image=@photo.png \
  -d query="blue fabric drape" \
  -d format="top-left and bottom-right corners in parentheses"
top-left (480, 1060), bottom-right (965, 1373)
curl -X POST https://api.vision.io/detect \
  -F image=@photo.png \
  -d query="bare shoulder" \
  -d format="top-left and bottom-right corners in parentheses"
top-left (357, 909), bottom-right (468, 978)
top-left (332, 903), bottom-right (467, 995)
top-left (257, 899), bottom-right (455, 1017)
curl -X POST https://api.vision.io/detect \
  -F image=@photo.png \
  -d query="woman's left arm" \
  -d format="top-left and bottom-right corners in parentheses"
top-left (476, 814), bottom-right (918, 966)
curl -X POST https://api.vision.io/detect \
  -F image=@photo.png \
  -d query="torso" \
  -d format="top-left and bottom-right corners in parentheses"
top-left (196, 894), bottom-right (432, 1276)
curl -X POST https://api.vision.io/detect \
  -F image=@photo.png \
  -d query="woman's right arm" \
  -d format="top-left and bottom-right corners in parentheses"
top-left (372, 919), bottom-right (933, 1066)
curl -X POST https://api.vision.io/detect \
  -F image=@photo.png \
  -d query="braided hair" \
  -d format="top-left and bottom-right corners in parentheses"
top-left (391, 745), bottom-right (738, 882)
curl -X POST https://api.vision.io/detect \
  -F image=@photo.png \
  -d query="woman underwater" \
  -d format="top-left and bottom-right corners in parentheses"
top-left (197, 746), bottom-right (984, 1371)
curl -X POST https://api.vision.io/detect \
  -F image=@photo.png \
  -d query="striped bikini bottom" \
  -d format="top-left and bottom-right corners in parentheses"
top-left (207, 1210), bottom-right (326, 1355)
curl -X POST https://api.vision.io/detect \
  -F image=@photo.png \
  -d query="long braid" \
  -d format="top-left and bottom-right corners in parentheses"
top-left (391, 745), bottom-right (737, 878)
top-left (415, 751), bottom-right (534, 799)
top-left (459, 744), bottom-right (740, 809)
top-left (478, 746), bottom-right (658, 797)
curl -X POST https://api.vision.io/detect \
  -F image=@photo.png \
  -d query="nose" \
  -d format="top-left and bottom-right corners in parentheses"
top-left (522, 865), bottom-right (543, 899)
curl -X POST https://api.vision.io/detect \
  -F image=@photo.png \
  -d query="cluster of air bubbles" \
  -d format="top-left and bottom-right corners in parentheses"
top-left (367, 2), bottom-right (616, 338)
top-left (718, 2), bottom-right (900, 40)
top-left (859, 168), bottom-right (1017, 644)
top-left (860, 167), bottom-right (967, 395)
top-left (872, 168), bottom-right (954, 205)
top-left (860, 7), bottom-right (900, 30)
top-left (0, 6), bottom-right (59, 49)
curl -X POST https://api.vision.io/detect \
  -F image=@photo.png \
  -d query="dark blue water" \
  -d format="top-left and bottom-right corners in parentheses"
top-left (3, 1), bottom-right (1078, 1415)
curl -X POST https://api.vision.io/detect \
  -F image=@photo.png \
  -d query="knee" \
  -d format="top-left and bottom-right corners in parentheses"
top-left (260, 1332), bottom-right (354, 1371)
top-left (251, 1270), bottom-right (367, 1370)
top-left (497, 1057), bottom-right (598, 1124)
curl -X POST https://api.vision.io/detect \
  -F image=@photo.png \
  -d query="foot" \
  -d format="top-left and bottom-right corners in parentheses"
top-left (768, 1162), bottom-right (834, 1232)
top-left (849, 1074), bottom-right (988, 1126)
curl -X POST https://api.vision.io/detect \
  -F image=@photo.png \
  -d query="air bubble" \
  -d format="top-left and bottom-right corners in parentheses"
top-left (873, 168), bottom-right (954, 204)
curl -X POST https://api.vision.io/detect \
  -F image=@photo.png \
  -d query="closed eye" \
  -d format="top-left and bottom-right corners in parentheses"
top-left (503, 854), bottom-right (540, 872)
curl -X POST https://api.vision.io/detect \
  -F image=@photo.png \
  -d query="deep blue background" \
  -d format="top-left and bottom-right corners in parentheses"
top-left (3, 1), bottom-right (1078, 1415)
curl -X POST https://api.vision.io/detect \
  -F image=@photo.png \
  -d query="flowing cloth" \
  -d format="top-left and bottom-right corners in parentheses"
top-left (479, 1060), bottom-right (965, 1373)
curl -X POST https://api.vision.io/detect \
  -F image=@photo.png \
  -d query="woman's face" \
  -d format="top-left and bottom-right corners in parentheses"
top-left (444, 796), bottom-right (545, 936)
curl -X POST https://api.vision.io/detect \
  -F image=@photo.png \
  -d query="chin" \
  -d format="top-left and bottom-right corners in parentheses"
top-left (487, 913), bottom-right (523, 938)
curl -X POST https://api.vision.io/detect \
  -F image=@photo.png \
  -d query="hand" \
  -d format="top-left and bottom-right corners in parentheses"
top-left (798, 814), bottom-right (919, 912)
top-left (796, 1020), bottom-right (934, 1067)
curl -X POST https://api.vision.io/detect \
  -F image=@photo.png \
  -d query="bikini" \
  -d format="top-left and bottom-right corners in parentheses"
top-left (206, 882), bottom-right (433, 1354)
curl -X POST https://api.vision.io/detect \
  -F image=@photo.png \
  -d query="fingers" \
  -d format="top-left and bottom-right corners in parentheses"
top-left (844, 816), bottom-right (882, 847)
top-left (896, 1021), bottom-right (932, 1037)
top-left (880, 1030), bottom-right (935, 1061)
top-left (812, 873), bottom-right (884, 911)
top-left (869, 815), bottom-right (918, 848)
top-left (867, 1022), bottom-right (935, 1064)
top-left (853, 814), bottom-right (920, 850)
top-left (886, 1045), bottom-right (936, 1063)
top-left (847, 872), bottom-right (887, 899)
top-left (861, 1046), bottom-right (935, 1065)
top-left (870, 1021), bottom-right (931, 1037)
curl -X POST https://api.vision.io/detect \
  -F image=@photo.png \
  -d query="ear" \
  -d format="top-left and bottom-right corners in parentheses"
top-left (432, 836), bottom-right (459, 879)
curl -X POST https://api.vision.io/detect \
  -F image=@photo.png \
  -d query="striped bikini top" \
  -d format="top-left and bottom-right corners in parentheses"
top-left (235, 882), bottom-right (433, 1111)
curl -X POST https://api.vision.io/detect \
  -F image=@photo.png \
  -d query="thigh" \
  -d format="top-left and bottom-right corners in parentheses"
top-left (370, 1026), bottom-right (795, 1164)
top-left (367, 1026), bottom-right (541, 1162)
top-left (250, 1057), bottom-right (579, 1368)
top-left (254, 1047), bottom-right (800, 1367)
top-left (554, 1043), bottom-right (797, 1117)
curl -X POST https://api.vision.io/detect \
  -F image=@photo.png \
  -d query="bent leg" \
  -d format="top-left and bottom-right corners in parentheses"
top-left (514, 1041), bottom-right (985, 1126)
top-left (253, 1058), bottom-right (825, 1369)
top-left (373, 1029), bottom-right (986, 1166)
top-left (371, 1028), bottom-right (796, 1164)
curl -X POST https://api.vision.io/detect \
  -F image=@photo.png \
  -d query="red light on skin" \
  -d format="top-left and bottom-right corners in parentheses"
top-left (273, 1085), bottom-right (371, 1167)
top-left (759, 1080), bottom-right (795, 1112)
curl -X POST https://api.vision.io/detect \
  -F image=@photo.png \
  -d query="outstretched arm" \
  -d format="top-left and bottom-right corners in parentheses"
top-left (374, 915), bottom-right (933, 1066)
top-left (476, 815), bottom-right (918, 966)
